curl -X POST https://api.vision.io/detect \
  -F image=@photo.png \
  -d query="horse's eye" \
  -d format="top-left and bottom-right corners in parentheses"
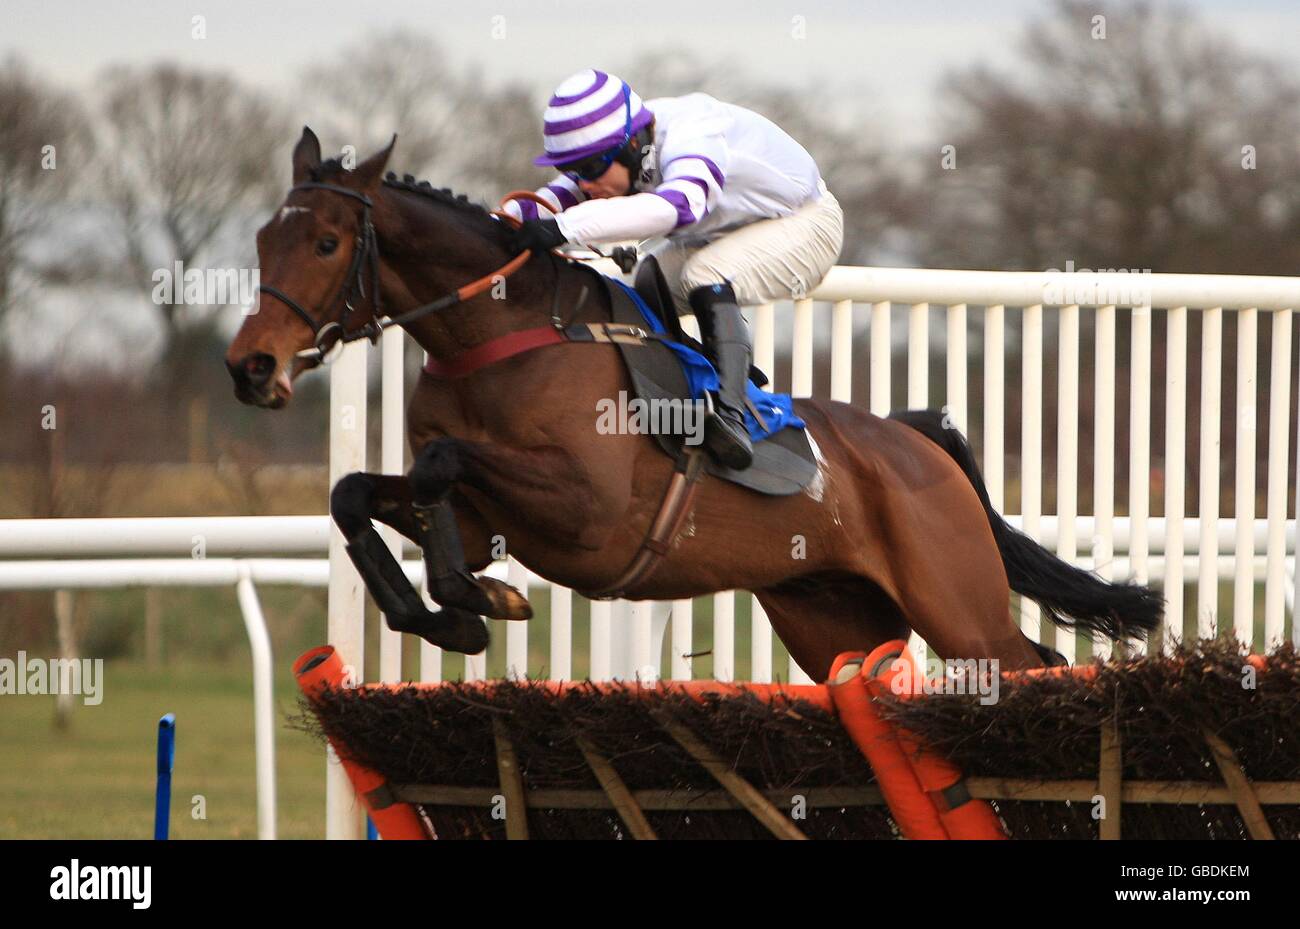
top-left (316, 238), bottom-right (339, 257)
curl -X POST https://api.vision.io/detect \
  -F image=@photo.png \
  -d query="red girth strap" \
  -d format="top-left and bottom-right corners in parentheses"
top-left (422, 326), bottom-right (565, 379)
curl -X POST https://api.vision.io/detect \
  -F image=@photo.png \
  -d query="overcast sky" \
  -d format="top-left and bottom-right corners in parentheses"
top-left (7, 0), bottom-right (1299, 369)
top-left (7, 0), bottom-right (1300, 144)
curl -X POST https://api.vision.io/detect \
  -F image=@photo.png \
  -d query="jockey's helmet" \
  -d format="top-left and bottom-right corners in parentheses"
top-left (534, 69), bottom-right (654, 181)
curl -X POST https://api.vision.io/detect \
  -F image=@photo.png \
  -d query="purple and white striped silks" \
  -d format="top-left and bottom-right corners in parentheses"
top-left (510, 86), bottom-right (822, 247)
top-left (505, 174), bottom-right (588, 222)
top-left (657, 153), bottom-right (726, 228)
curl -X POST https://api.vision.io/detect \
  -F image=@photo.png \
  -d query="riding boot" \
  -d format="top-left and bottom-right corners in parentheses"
top-left (689, 282), bottom-right (754, 470)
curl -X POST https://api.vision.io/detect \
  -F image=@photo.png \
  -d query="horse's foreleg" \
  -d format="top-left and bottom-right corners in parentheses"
top-left (409, 438), bottom-right (560, 620)
top-left (411, 437), bottom-right (610, 548)
top-left (410, 495), bottom-right (532, 620)
top-left (333, 473), bottom-right (493, 569)
top-left (329, 471), bottom-right (492, 654)
top-left (335, 468), bottom-right (530, 622)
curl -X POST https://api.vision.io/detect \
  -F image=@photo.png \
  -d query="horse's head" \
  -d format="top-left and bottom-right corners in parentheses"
top-left (226, 127), bottom-right (394, 408)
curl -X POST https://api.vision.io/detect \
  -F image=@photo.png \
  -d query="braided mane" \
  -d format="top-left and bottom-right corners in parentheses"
top-left (307, 158), bottom-right (496, 220)
top-left (307, 157), bottom-right (530, 256)
top-left (380, 171), bottom-right (496, 222)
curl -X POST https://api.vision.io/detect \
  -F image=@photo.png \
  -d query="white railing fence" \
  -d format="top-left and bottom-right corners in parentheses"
top-left (2, 264), bottom-right (1297, 839)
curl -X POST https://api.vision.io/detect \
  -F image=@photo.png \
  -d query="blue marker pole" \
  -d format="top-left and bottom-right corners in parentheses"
top-left (154, 713), bottom-right (175, 840)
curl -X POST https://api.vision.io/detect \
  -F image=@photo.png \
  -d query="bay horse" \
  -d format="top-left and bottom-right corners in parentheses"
top-left (225, 129), bottom-right (1162, 680)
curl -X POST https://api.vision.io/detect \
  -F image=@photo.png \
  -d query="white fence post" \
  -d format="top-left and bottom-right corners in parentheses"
top-left (1020, 304), bottom-right (1043, 643)
top-left (1129, 305), bottom-right (1152, 656)
top-left (1198, 308), bottom-right (1223, 638)
top-left (1233, 308), bottom-right (1258, 647)
top-left (1056, 305), bottom-right (1079, 664)
top-left (379, 326), bottom-right (406, 684)
top-left (1093, 305), bottom-right (1116, 662)
top-left (1265, 309), bottom-right (1294, 648)
top-left (326, 340), bottom-right (367, 840)
top-left (1165, 307), bottom-right (1188, 653)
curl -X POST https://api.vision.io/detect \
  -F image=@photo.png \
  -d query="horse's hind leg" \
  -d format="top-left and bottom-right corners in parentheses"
top-left (755, 572), bottom-right (913, 682)
top-left (882, 515), bottom-right (1045, 672)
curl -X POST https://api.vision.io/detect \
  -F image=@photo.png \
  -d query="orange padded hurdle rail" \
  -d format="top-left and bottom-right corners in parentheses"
top-left (828, 648), bottom-right (950, 838)
top-left (864, 641), bottom-right (1007, 839)
top-left (294, 646), bottom-right (432, 840)
top-left (293, 645), bottom-right (834, 839)
top-left (829, 642), bottom-right (1008, 839)
top-left (298, 643), bottom-right (1264, 840)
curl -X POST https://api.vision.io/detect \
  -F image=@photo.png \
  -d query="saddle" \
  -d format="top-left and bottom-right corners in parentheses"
top-left (419, 257), bottom-right (821, 597)
top-left (589, 260), bottom-right (818, 497)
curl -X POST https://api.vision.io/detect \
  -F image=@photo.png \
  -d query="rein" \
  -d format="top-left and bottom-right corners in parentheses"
top-left (256, 183), bottom-right (538, 364)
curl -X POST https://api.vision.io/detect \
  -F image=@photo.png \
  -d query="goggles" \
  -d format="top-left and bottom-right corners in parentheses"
top-left (559, 83), bottom-right (633, 183)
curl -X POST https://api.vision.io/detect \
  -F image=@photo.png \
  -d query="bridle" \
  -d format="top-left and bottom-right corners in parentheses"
top-left (255, 183), bottom-right (383, 363)
top-left (255, 181), bottom-right (533, 364)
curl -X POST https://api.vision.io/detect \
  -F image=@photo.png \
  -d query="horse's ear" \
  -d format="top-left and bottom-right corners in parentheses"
top-left (292, 127), bottom-right (322, 184)
top-left (351, 135), bottom-right (397, 192)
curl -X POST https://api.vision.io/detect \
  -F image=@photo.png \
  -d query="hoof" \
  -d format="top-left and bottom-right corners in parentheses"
top-left (1029, 639), bottom-right (1069, 667)
top-left (477, 577), bottom-right (533, 621)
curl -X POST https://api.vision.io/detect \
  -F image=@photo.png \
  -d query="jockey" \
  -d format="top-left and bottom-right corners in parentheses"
top-left (505, 69), bottom-right (844, 471)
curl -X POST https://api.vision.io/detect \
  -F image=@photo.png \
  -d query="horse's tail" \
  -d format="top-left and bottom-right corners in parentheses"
top-left (887, 409), bottom-right (1164, 643)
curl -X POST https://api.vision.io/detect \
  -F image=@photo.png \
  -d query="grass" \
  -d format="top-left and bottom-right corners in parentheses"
top-left (0, 587), bottom-right (803, 839)
top-left (0, 660), bottom-right (326, 839)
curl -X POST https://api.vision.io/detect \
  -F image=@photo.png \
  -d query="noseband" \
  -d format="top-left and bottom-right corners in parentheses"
top-left (256, 181), bottom-right (533, 364)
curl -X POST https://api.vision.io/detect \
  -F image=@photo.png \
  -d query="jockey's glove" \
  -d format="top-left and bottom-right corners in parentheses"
top-left (508, 218), bottom-right (567, 256)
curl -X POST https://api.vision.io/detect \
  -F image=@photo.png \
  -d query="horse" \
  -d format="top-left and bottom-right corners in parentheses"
top-left (225, 129), bottom-right (1163, 680)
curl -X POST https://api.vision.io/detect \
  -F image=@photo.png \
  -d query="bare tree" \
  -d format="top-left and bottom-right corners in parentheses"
top-left (299, 31), bottom-right (556, 209)
top-left (911, 0), bottom-right (1300, 273)
top-left (90, 62), bottom-right (291, 445)
top-left (298, 31), bottom-right (471, 181)
top-left (456, 78), bottom-right (547, 200)
top-left (97, 64), bottom-right (288, 356)
top-left (0, 57), bottom-right (88, 347)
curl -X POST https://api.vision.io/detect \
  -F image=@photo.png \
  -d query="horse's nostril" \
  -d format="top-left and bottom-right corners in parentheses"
top-left (243, 353), bottom-right (277, 386)
top-left (229, 353), bottom-right (277, 389)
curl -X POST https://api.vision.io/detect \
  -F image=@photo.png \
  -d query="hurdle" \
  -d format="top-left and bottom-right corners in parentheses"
top-left (295, 639), bottom-right (1013, 841)
top-left (294, 643), bottom-right (868, 840)
top-left (295, 637), bottom-right (1299, 839)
